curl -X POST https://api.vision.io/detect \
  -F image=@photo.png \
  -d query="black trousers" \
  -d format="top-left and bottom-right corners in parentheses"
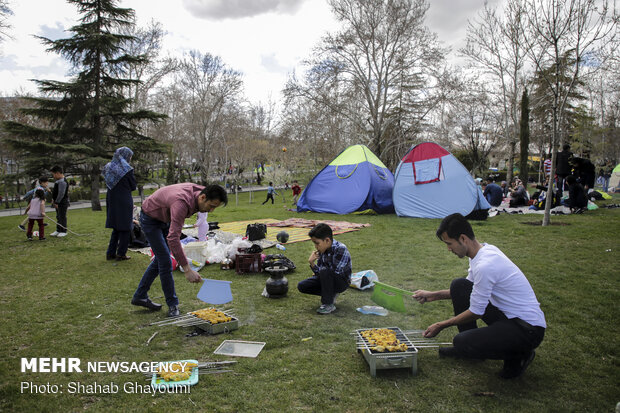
top-left (56, 202), bottom-right (69, 233)
top-left (450, 278), bottom-right (545, 361)
top-left (297, 268), bottom-right (350, 305)
top-left (107, 229), bottom-right (130, 257)
top-left (262, 193), bottom-right (275, 204)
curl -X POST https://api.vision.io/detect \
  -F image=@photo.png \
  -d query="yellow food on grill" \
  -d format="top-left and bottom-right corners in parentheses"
top-left (156, 362), bottom-right (197, 382)
top-left (360, 328), bottom-right (409, 352)
top-left (190, 308), bottom-right (233, 324)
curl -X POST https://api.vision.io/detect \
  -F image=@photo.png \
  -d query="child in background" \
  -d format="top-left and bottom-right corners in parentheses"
top-left (18, 176), bottom-right (50, 231)
top-left (262, 182), bottom-right (278, 205)
top-left (297, 223), bottom-right (352, 314)
top-left (25, 188), bottom-right (46, 240)
top-left (291, 180), bottom-right (301, 205)
top-left (195, 212), bottom-right (208, 241)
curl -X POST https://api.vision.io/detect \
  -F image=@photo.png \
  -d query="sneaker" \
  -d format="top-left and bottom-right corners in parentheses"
top-left (168, 306), bottom-right (181, 317)
top-left (18, 225), bottom-right (26, 231)
top-left (316, 304), bottom-right (336, 314)
top-left (39, 237), bottom-right (46, 241)
top-left (50, 231), bottom-right (59, 237)
top-left (57, 232), bottom-right (67, 237)
top-left (27, 236), bottom-right (33, 241)
top-left (499, 350), bottom-right (535, 379)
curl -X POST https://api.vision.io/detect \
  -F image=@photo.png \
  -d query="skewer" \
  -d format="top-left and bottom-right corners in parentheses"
top-left (198, 369), bottom-right (232, 375)
top-left (146, 331), bottom-right (158, 345)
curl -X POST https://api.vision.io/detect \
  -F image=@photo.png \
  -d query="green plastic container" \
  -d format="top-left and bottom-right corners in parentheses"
top-left (370, 281), bottom-right (414, 313)
top-left (151, 359), bottom-right (199, 389)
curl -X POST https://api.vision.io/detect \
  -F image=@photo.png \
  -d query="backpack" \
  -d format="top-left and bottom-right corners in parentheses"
top-left (245, 223), bottom-right (267, 241)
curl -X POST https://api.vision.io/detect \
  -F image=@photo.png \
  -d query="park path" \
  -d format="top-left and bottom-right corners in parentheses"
top-left (0, 184), bottom-right (288, 218)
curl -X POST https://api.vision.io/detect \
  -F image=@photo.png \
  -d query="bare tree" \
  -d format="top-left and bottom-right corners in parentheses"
top-left (521, 0), bottom-right (618, 226)
top-left (179, 51), bottom-right (243, 183)
top-left (446, 76), bottom-right (502, 176)
top-left (0, 0), bottom-right (12, 44)
top-left (461, 1), bottom-right (527, 184)
top-left (122, 20), bottom-right (178, 111)
top-left (286, 0), bottom-right (444, 168)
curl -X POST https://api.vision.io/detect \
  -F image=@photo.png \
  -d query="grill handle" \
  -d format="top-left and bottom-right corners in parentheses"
top-left (386, 357), bottom-right (407, 366)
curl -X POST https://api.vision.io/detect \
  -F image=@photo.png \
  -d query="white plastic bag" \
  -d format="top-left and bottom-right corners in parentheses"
top-left (350, 270), bottom-right (379, 290)
top-left (226, 238), bottom-right (252, 260)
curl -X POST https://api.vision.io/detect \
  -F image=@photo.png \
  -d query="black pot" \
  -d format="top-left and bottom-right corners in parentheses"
top-left (264, 266), bottom-right (289, 298)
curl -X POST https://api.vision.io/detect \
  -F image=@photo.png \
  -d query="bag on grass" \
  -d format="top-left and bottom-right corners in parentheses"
top-left (350, 270), bottom-right (379, 290)
top-left (246, 223), bottom-right (267, 241)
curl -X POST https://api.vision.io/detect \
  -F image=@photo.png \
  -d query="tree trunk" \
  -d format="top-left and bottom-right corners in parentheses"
top-left (506, 140), bottom-right (516, 183)
top-left (542, 95), bottom-right (559, 227)
top-left (90, 166), bottom-right (102, 211)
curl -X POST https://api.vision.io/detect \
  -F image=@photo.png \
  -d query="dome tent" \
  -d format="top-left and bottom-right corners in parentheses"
top-left (393, 142), bottom-right (490, 219)
top-left (296, 144), bottom-right (394, 214)
top-left (609, 163), bottom-right (620, 191)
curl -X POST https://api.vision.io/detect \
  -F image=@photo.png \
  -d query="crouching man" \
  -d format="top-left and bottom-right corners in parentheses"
top-left (413, 213), bottom-right (546, 379)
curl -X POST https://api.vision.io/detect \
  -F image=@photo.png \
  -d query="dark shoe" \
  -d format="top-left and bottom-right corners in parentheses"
top-left (18, 225), bottom-right (26, 231)
top-left (499, 350), bottom-right (535, 379)
top-left (116, 255), bottom-right (131, 261)
top-left (106, 254), bottom-right (116, 261)
top-left (168, 306), bottom-right (181, 317)
top-left (131, 297), bottom-right (162, 311)
top-left (39, 237), bottom-right (46, 241)
top-left (27, 236), bottom-right (33, 241)
top-left (438, 346), bottom-right (465, 359)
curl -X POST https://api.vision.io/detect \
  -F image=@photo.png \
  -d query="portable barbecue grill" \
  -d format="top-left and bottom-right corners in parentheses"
top-left (354, 327), bottom-right (445, 377)
top-left (150, 308), bottom-right (239, 335)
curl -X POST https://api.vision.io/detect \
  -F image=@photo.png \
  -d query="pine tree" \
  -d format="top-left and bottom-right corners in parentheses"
top-left (2, 0), bottom-right (165, 210)
top-left (519, 88), bottom-right (530, 184)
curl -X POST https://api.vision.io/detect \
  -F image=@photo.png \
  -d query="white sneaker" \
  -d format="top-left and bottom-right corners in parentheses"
top-left (317, 304), bottom-right (336, 314)
top-left (57, 232), bottom-right (67, 237)
top-left (50, 231), bottom-right (59, 237)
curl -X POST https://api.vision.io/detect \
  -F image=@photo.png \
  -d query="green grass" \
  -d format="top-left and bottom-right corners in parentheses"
top-left (1, 193), bottom-right (619, 412)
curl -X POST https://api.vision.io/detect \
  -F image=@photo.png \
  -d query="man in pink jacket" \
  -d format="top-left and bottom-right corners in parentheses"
top-left (132, 183), bottom-right (227, 317)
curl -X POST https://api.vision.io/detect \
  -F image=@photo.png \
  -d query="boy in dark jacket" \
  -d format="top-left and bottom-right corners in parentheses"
top-left (297, 223), bottom-right (352, 314)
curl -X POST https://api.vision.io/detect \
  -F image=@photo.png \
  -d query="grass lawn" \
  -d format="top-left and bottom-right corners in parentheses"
top-left (1, 193), bottom-right (619, 412)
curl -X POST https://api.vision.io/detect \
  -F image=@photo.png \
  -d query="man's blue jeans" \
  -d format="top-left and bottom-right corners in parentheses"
top-left (133, 212), bottom-right (178, 307)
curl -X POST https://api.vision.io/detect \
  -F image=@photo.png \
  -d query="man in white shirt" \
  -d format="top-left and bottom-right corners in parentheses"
top-left (413, 213), bottom-right (546, 379)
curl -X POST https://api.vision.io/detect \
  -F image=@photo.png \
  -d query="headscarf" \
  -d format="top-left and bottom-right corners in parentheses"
top-left (103, 147), bottom-right (134, 189)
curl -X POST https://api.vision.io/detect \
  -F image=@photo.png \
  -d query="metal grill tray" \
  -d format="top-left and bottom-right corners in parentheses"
top-left (213, 340), bottom-right (266, 358)
top-left (193, 315), bottom-right (239, 335)
top-left (355, 327), bottom-right (418, 377)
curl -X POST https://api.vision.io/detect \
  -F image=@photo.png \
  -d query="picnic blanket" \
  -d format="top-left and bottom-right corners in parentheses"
top-left (488, 205), bottom-right (573, 217)
top-left (219, 218), bottom-right (370, 244)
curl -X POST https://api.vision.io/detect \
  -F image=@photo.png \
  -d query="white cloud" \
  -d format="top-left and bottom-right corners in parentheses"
top-left (0, 0), bottom-right (505, 103)
top-left (182, 0), bottom-right (308, 20)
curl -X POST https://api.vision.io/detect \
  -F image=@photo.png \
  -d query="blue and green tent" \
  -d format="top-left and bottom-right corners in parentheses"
top-left (296, 144), bottom-right (395, 214)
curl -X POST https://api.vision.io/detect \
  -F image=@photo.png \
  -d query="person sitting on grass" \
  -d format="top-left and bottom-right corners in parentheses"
top-left (412, 213), bottom-right (546, 379)
top-left (563, 174), bottom-right (587, 213)
top-left (483, 177), bottom-right (503, 207)
top-left (297, 223), bottom-right (352, 314)
top-left (509, 178), bottom-right (529, 208)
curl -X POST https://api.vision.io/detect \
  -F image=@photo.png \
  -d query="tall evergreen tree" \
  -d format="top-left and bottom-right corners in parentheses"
top-left (2, 0), bottom-right (165, 210)
top-left (519, 88), bottom-right (530, 184)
